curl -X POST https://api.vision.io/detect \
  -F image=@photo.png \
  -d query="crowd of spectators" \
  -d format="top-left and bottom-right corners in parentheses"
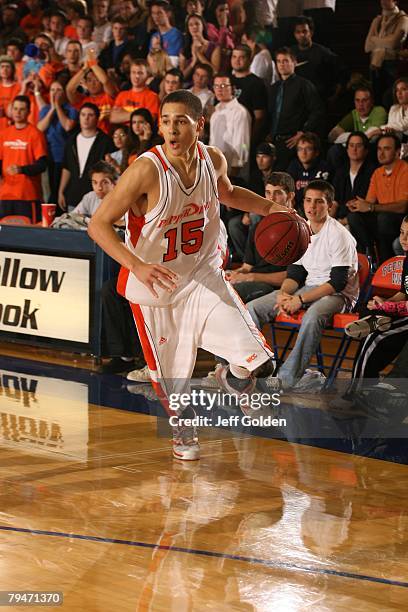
top-left (0, 0), bottom-right (408, 380)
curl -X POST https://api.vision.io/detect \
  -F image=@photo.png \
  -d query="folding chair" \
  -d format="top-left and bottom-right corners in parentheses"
top-left (325, 255), bottom-right (404, 386)
top-left (0, 215), bottom-right (32, 226)
top-left (270, 253), bottom-right (372, 378)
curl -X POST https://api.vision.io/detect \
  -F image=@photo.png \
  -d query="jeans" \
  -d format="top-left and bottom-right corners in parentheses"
top-left (247, 286), bottom-right (347, 388)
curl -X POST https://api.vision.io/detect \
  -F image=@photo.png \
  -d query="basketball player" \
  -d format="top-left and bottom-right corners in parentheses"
top-left (88, 90), bottom-right (289, 461)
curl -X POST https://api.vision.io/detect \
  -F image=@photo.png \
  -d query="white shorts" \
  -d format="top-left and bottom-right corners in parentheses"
top-left (129, 271), bottom-right (273, 390)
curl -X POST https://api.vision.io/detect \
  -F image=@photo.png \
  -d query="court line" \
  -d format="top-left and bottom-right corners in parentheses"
top-left (1, 525), bottom-right (407, 589)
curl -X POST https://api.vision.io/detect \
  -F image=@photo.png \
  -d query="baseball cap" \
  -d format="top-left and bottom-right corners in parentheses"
top-left (256, 142), bottom-right (276, 157)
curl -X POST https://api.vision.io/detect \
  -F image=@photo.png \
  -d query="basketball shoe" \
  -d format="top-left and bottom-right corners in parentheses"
top-left (127, 365), bottom-right (151, 382)
top-left (345, 315), bottom-right (392, 339)
top-left (172, 407), bottom-right (200, 461)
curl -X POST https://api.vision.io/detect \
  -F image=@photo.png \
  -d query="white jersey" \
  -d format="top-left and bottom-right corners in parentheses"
top-left (118, 142), bottom-right (222, 306)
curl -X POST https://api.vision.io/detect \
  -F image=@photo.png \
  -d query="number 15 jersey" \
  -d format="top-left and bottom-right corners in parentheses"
top-left (117, 142), bottom-right (222, 306)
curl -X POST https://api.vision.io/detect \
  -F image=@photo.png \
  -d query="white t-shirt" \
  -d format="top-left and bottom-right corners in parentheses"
top-left (295, 215), bottom-right (359, 305)
top-left (72, 191), bottom-right (101, 216)
top-left (349, 170), bottom-right (357, 189)
top-left (77, 133), bottom-right (97, 176)
top-left (188, 87), bottom-right (214, 110)
top-left (250, 49), bottom-right (278, 85)
top-left (303, 0), bottom-right (336, 10)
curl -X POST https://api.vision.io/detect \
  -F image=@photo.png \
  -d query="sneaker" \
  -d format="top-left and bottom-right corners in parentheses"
top-left (172, 415), bottom-right (200, 461)
top-left (200, 364), bottom-right (222, 389)
top-left (345, 315), bottom-right (392, 340)
top-left (293, 369), bottom-right (326, 393)
top-left (214, 364), bottom-right (255, 396)
top-left (126, 383), bottom-right (158, 402)
top-left (127, 365), bottom-right (151, 382)
top-left (261, 375), bottom-right (283, 393)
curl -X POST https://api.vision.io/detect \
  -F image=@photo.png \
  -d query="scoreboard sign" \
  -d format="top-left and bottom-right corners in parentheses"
top-left (0, 252), bottom-right (90, 343)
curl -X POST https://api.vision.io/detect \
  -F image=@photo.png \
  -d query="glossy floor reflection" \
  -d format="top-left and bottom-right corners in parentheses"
top-left (0, 356), bottom-right (408, 611)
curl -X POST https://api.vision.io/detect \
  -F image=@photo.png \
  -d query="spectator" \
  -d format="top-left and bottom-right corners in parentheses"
top-left (287, 132), bottom-right (331, 211)
top-left (241, 28), bottom-right (278, 86)
top-left (188, 62), bottom-right (214, 110)
top-left (365, 0), bottom-right (408, 103)
top-left (48, 11), bottom-right (70, 57)
top-left (58, 102), bottom-right (115, 211)
top-left (20, 0), bottom-right (44, 40)
top-left (76, 16), bottom-right (101, 58)
top-left (98, 17), bottom-right (133, 72)
top-left (226, 172), bottom-right (292, 303)
top-left (56, 40), bottom-right (83, 86)
top-left (73, 160), bottom-right (118, 217)
top-left (230, 45), bottom-right (268, 146)
top-left (185, 0), bottom-right (205, 18)
top-left (63, 1), bottom-right (87, 40)
top-left (248, 179), bottom-right (359, 391)
top-left (377, 76), bottom-right (408, 138)
top-left (179, 13), bottom-right (220, 80)
top-left (0, 95), bottom-right (47, 222)
top-left (0, 4), bottom-right (27, 48)
top-left (250, 141), bottom-right (277, 195)
top-left (5, 39), bottom-right (25, 82)
top-left (38, 80), bottom-right (78, 204)
top-left (290, 15), bottom-right (346, 101)
top-left (303, 0), bottom-right (336, 48)
top-left (209, 72), bottom-right (251, 181)
top-left (149, 1), bottom-right (183, 67)
top-left (332, 132), bottom-right (377, 242)
top-left (122, 108), bottom-right (162, 166)
top-left (105, 126), bottom-right (128, 174)
top-left (111, 59), bottom-right (160, 124)
top-left (268, 46), bottom-right (325, 170)
top-left (92, 0), bottom-right (112, 50)
top-left (205, 0), bottom-right (235, 70)
top-left (66, 54), bottom-right (117, 134)
top-left (147, 48), bottom-right (173, 92)
top-left (328, 86), bottom-right (387, 144)
top-left (158, 67), bottom-right (183, 101)
top-left (0, 56), bottom-right (20, 131)
top-left (347, 133), bottom-right (408, 262)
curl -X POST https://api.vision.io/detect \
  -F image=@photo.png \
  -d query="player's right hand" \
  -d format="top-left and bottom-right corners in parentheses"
top-left (133, 261), bottom-right (179, 298)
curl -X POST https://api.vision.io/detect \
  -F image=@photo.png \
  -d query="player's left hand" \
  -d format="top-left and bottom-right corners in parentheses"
top-left (132, 260), bottom-right (179, 298)
top-left (280, 295), bottom-right (302, 314)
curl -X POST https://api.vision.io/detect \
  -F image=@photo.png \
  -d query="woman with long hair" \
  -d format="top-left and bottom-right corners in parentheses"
top-left (122, 108), bottom-right (162, 167)
top-left (179, 13), bottom-right (220, 80)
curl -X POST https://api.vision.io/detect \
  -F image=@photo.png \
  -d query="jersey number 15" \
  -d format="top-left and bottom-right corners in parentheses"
top-left (163, 218), bottom-right (204, 262)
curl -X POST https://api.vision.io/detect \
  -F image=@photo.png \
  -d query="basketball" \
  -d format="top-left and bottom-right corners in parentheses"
top-left (255, 211), bottom-right (311, 266)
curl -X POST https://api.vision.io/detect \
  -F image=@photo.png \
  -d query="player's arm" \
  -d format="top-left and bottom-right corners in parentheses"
top-left (208, 146), bottom-right (290, 216)
top-left (88, 158), bottom-right (178, 297)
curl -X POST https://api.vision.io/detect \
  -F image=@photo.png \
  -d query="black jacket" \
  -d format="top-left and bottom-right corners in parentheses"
top-left (268, 74), bottom-right (325, 137)
top-left (332, 158), bottom-right (377, 219)
top-left (62, 130), bottom-right (115, 209)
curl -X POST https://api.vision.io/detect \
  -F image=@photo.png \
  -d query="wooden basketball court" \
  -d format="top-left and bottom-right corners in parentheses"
top-left (0, 342), bottom-right (407, 611)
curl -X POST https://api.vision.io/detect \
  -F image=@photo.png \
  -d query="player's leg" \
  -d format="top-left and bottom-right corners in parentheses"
top-left (198, 277), bottom-right (276, 395)
top-left (129, 302), bottom-right (200, 460)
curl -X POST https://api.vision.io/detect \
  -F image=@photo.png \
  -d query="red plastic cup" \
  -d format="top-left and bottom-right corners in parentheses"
top-left (41, 203), bottom-right (56, 227)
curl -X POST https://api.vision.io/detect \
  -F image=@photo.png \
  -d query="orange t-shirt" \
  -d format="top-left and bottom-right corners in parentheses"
top-left (20, 12), bottom-right (43, 38)
top-left (64, 25), bottom-right (78, 40)
top-left (0, 124), bottom-right (48, 201)
top-left (74, 92), bottom-right (115, 134)
top-left (366, 159), bottom-right (408, 204)
top-left (0, 82), bottom-right (21, 131)
top-left (113, 88), bottom-right (160, 121)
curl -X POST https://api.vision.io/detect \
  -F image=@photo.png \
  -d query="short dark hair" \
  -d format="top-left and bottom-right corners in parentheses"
top-left (294, 15), bottom-right (314, 32)
top-left (89, 160), bottom-right (118, 182)
top-left (80, 101), bottom-right (100, 119)
top-left (354, 85), bottom-right (374, 99)
top-left (13, 95), bottom-right (30, 112)
top-left (193, 62), bottom-right (213, 79)
top-left (275, 46), bottom-right (297, 62)
top-left (78, 15), bottom-right (94, 27)
top-left (6, 38), bottom-right (25, 53)
top-left (131, 58), bottom-right (148, 69)
top-left (232, 44), bottom-right (251, 61)
top-left (266, 172), bottom-right (295, 194)
top-left (160, 89), bottom-right (203, 120)
top-left (377, 132), bottom-right (402, 150)
top-left (164, 67), bottom-right (183, 82)
top-left (346, 130), bottom-right (369, 150)
top-left (304, 179), bottom-right (335, 203)
top-left (297, 132), bottom-right (321, 153)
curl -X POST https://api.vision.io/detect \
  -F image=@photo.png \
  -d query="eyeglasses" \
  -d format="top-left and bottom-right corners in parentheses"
top-left (213, 84), bottom-right (232, 89)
